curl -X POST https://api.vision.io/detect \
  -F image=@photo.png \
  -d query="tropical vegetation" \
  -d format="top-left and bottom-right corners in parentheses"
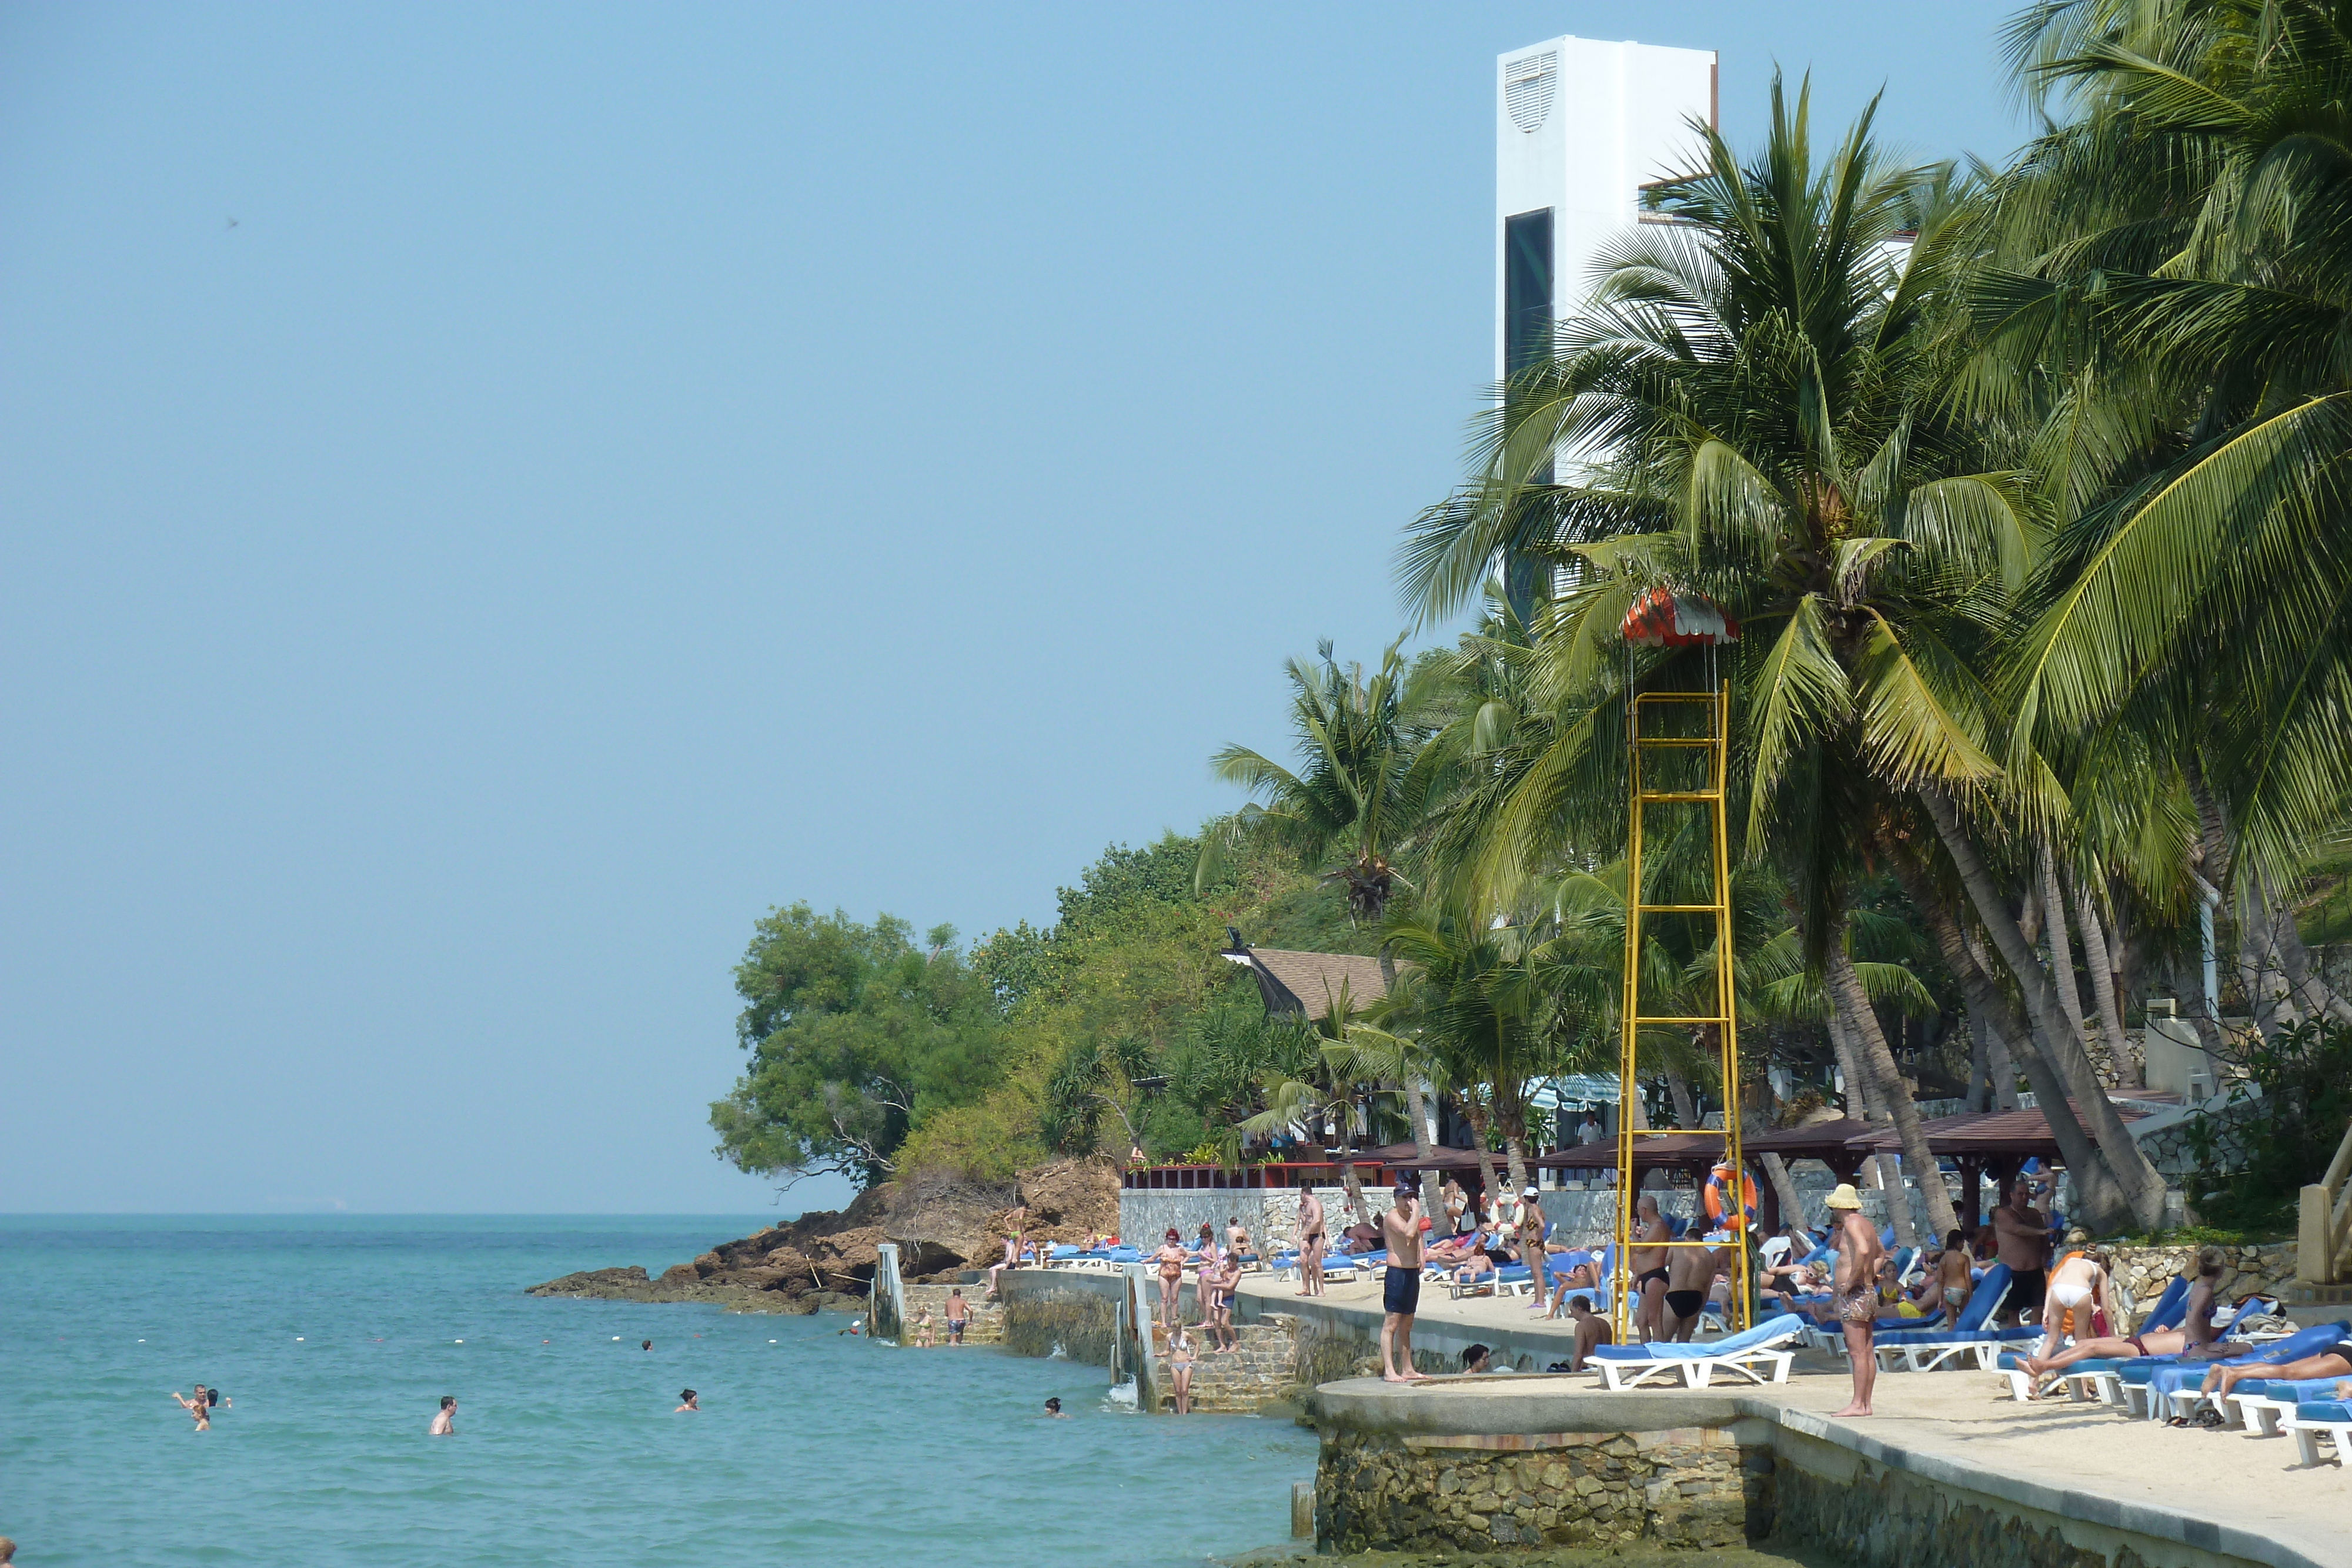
top-left (714, 3), bottom-right (2352, 1236)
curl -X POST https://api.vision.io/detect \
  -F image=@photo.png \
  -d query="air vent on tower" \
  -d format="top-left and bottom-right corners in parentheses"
top-left (1505, 52), bottom-right (1556, 133)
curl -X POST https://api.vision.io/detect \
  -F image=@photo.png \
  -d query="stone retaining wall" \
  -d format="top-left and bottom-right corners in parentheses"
top-left (1316, 1426), bottom-right (1770, 1554)
top-left (1776, 1455), bottom-right (2109, 1568)
top-left (997, 1273), bottom-right (1120, 1365)
top-left (2107, 1242), bottom-right (2297, 1312)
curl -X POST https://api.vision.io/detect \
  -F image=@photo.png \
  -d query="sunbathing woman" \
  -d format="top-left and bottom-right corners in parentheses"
top-left (1908, 1231), bottom-right (1972, 1319)
top-left (2196, 1336), bottom-right (2352, 1405)
top-left (2018, 1253), bottom-right (2225, 1388)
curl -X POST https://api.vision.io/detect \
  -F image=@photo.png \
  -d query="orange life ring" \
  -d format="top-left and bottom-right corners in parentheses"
top-left (1703, 1167), bottom-right (1758, 1230)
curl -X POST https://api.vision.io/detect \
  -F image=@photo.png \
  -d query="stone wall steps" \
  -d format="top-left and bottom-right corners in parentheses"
top-left (898, 1282), bottom-right (1005, 1345)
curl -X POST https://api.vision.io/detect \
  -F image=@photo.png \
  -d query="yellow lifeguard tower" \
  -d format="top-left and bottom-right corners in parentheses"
top-left (1611, 587), bottom-right (1752, 1340)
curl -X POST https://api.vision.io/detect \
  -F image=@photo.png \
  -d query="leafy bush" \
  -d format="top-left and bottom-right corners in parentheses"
top-left (2185, 1018), bottom-right (2352, 1233)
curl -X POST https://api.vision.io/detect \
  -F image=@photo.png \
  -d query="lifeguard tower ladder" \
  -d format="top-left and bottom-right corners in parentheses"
top-left (1610, 589), bottom-right (1749, 1341)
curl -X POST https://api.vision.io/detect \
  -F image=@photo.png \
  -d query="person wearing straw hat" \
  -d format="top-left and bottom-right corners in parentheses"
top-left (1825, 1183), bottom-right (1883, 1418)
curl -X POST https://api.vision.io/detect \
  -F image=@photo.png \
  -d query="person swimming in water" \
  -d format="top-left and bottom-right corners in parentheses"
top-left (171, 1385), bottom-right (223, 1431)
top-left (430, 1396), bottom-right (456, 1436)
top-left (675, 1389), bottom-right (699, 1412)
top-left (1043, 1396), bottom-right (1068, 1418)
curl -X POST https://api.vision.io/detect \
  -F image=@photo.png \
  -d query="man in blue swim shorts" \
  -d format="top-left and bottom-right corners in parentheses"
top-left (1381, 1174), bottom-right (1428, 1383)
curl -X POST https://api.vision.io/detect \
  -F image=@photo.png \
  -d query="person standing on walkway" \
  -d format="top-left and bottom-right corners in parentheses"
top-left (1826, 1185), bottom-right (1883, 1417)
top-left (1296, 1189), bottom-right (1327, 1298)
top-left (1153, 1228), bottom-right (1188, 1328)
top-left (1629, 1193), bottom-right (1672, 1342)
top-left (1379, 1175), bottom-right (1428, 1383)
top-left (1517, 1186), bottom-right (1550, 1313)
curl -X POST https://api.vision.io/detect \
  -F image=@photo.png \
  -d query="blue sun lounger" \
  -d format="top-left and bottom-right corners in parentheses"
top-left (1870, 1264), bottom-right (2026, 1372)
top-left (2223, 1375), bottom-right (2352, 1436)
top-left (1588, 1310), bottom-right (1805, 1390)
top-left (1993, 1273), bottom-right (2195, 1402)
top-left (2119, 1319), bottom-right (2352, 1422)
top-left (2280, 1399), bottom-right (2352, 1466)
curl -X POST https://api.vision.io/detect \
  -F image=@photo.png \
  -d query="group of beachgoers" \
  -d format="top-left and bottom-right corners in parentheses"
top-left (1154, 1217), bottom-right (1260, 1411)
top-left (904, 1285), bottom-right (977, 1348)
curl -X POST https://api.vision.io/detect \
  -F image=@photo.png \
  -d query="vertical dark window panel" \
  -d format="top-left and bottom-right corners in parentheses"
top-left (1504, 208), bottom-right (1553, 377)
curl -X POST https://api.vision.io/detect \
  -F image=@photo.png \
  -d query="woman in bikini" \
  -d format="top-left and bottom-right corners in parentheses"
top-left (1154, 1229), bottom-right (1188, 1328)
top-left (1166, 1328), bottom-right (1197, 1414)
top-left (2034, 1245), bottom-right (2111, 1363)
top-left (1909, 1230), bottom-right (1973, 1319)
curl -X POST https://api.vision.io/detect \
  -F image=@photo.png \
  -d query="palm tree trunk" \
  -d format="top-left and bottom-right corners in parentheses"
top-left (1825, 1005), bottom-right (1916, 1248)
top-left (1760, 1151), bottom-right (1805, 1231)
top-left (1965, 1016), bottom-right (1990, 1112)
top-left (2038, 844), bottom-right (2099, 1070)
top-left (1826, 934), bottom-right (1957, 1240)
top-left (1886, 831), bottom-right (2121, 1218)
top-left (1665, 1069), bottom-right (1698, 1130)
top-left (1503, 1134), bottom-right (1529, 1200)
top-left (2070, 870), bottom-right (2140, 1088)
top-left (1397, 1072), bottom-right (1444, 1235)
top-left (1742, 1104), bottom-right (1806, 1232)
top-left (1462, 1098), bottom-right (1501, 1222)
top-left (1919, 790), bottom-right (2154, 1232)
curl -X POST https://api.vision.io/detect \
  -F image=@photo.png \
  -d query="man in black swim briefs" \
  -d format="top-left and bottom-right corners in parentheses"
top-left (1379, 1175), bottom-right (1427, 1383)
top-left (1629, 1193), bottom-right (1672, 1342)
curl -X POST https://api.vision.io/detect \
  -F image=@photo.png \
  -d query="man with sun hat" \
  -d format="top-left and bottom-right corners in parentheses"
top-left (1825, 1183), bottom-right (1883, 1417)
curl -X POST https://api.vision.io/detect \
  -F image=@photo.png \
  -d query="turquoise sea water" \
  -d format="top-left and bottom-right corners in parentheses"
top-left (0, 1216), bottom-right (1315, 1567)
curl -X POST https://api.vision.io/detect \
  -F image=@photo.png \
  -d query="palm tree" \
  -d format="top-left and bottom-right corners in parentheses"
top-left (1399, 77), bottom-right (2000, 1234)
top-left (1982, 0), bottom-right (2352, 1020)
top-left (1201, 637), bottom-right (1448, 925)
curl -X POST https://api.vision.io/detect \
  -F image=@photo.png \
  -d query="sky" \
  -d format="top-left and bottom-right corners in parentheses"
top-left (0, 2), bottom-right (2024, 1214)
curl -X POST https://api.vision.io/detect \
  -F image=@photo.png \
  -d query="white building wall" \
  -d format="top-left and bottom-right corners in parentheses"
top-left (1495, 36), bottom-right (1717, 377)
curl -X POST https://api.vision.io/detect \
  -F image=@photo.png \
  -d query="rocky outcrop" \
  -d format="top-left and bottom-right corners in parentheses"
top-left (527, 1158), bottom-right (1122, 1309)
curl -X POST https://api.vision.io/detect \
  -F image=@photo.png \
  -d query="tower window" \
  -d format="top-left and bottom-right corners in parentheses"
top-left (1504, 208), bottom-right (1553, 376)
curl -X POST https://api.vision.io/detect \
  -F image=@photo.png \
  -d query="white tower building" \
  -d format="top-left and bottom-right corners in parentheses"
top-left (1495, 38), bottom-right (1718, 385)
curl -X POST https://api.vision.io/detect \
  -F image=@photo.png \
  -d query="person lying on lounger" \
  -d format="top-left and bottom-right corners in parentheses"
top-left (2195, 1338), bottom-right (2352, 1405)
top-left (2017, 1247), bottom-right (2228, 1386)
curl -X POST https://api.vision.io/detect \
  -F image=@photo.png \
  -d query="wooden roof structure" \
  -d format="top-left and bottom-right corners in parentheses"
top-left (1220, 944), bottom-right (1397, 1019)
top-left (1538, 1134), bottom-right (1728, 1172)
top-left (1847, 1102), bottom-right (2152, 1159)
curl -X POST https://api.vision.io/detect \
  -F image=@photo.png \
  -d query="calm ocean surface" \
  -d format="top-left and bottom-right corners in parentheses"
top-left (0, 1216), bottom-right (1315, 1567)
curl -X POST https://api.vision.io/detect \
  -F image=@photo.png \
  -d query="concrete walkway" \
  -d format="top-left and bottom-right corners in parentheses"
top-left (1241, 1275), bottom-right (2352, 1568)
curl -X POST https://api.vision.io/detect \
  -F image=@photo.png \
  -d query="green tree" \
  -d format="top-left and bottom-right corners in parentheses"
top-left (710, 906), bottom-right (1003, 1188)
top-left (1202, 637), bottom-right (1449, 925)
top-left (1401, 78), bottom-right (1999, 1233)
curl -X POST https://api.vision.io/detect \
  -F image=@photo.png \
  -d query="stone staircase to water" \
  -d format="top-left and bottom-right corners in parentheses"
top-left (1145, 1312), bottom-right (1301, 1413)
top-left (898, 1283), bottom-right (1005, 1345)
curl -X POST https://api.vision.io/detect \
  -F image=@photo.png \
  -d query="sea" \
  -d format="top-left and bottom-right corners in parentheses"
top-left (0, 1215), bottom-right (1317, 1567)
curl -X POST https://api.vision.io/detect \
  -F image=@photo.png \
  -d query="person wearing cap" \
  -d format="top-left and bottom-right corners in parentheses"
top-left (1516, 1185), bottom-right (1551, 1313)
top-left (1153, 1228), bottom-right (1189, 1329)
top-left (1825, 1183), bottom-right (1884, 1417)
top-left (1379, 1175), bottom-right (1429, 1383)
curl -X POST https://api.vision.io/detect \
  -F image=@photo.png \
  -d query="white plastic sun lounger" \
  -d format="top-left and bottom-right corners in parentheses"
top-left (1588, 1314), bottom-right (1804, 1391)
top-left (2221, 1376), bottom-right (2349, 1436)
top-left (1869, 1266), bottom-right (2023, 1373)
top-left (2280, 1400), bottom-right (2352, 1466)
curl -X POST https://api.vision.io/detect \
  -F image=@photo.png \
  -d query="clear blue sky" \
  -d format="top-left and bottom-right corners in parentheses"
top-left (0, 3), bottom-right (2022, 1213)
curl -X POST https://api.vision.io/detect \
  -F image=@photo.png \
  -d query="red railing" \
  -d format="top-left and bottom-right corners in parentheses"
top-left (1121, 1159), bottom-right (1394, 1191)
